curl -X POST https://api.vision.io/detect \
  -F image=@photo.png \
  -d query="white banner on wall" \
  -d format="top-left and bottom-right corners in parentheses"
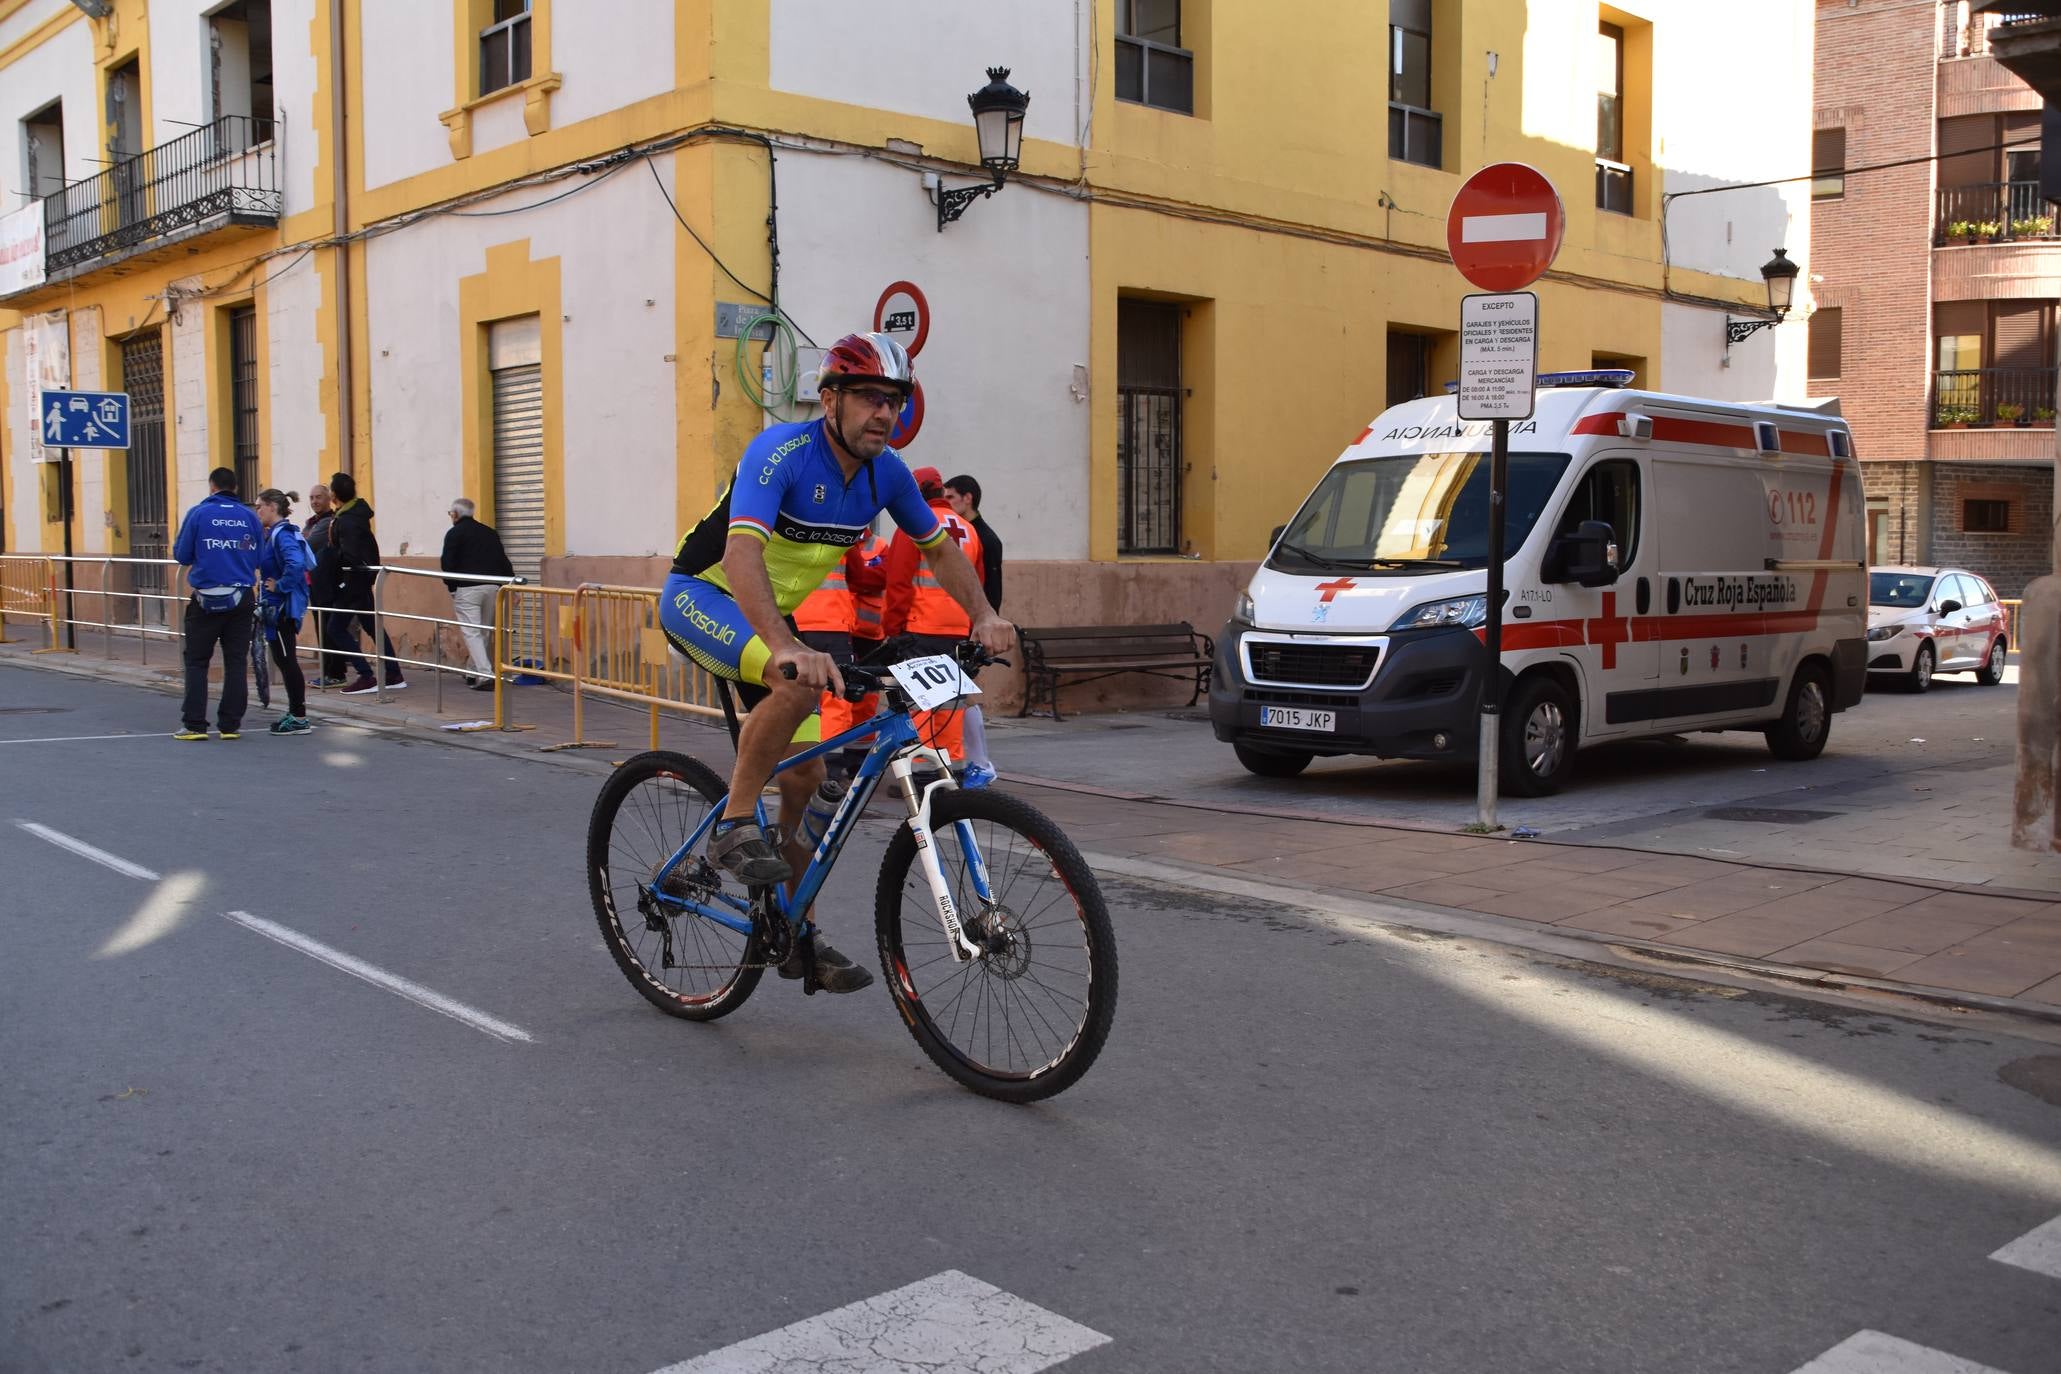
top-left (24, 311), bottom-right (70, 463)
top-left (0, 203), bottom-right (46, 296)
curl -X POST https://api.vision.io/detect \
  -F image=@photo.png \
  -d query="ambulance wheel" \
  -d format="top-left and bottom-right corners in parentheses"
top-left (1765, 663), bottom-right (1832, 762)
top-left (1500, 675), bottom-right (1576, 797)
top-left (1234, 743), bottom-right (1312, 778)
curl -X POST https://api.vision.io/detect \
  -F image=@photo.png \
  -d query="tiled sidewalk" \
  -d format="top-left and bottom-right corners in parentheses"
top-left (7, 633), bottom-right (2058, 1014)
top-left (1005, 780), bottom-right (2061, 1011)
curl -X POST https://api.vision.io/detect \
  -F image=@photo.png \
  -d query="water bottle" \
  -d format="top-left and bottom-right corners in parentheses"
top-left (798, 778), bottom-right (847, 851)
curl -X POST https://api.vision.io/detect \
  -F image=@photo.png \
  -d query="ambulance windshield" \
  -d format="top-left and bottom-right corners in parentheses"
top-left (1270, 451), bottom-right (1573, 574)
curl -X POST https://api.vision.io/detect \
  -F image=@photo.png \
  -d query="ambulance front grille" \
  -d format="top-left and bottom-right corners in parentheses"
top-left (1246, 642), bottom-right (1380, 689)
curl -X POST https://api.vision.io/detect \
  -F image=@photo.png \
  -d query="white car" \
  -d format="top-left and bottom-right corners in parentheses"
top-left (1865, 566), bottom-right (2009, 691)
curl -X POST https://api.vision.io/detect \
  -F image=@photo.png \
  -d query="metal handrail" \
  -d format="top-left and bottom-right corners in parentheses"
top-left (41, 115), bottom-right (281, 275)
top-left (1934, 181), bottom-right (2056, 244)
top-left (1929, 366), bottom-right (2059, 426)
top-left (366, 564), bottom-right (528, 713)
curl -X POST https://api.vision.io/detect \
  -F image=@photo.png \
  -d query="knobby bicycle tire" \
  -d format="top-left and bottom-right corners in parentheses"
top-left (588, 749), bottom-right (765, 1021)
top-left (874, 789), bottom-right (1117, 1103)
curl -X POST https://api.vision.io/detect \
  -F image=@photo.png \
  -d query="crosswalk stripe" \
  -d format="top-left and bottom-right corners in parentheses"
top-left (650, 1270), bottom-right (1109, 1374)
top-left (1991, 1214), bottom-right (2061, 1280)
top-left (1790, 1331), bottom-right (2013, 1373)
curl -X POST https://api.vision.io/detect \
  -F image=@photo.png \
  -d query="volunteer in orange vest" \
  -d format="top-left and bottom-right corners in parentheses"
top-left (793, 541), bottom-right (885, 781)
top-left (881, 466), bottom-right (982, 767)
top-left (834, 526), bottom-right (892, 780)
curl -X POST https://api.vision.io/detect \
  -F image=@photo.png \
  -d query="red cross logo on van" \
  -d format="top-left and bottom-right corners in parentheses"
top-left (1315, 577), bottom-right (1358, 602)
top-left (1588, 592), bottom-right (1630, 670)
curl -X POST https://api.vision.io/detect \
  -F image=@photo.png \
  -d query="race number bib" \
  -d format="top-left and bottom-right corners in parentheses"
top-left (888, 655), bottom-right (982, 711)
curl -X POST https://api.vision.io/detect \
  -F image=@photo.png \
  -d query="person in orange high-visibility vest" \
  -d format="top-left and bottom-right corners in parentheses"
top-left (834, 528), bottom-right (891, 779)
top-left (881, 467), bottom-right (982, 764)
top-left (793, 546), bottom-right (872, 779)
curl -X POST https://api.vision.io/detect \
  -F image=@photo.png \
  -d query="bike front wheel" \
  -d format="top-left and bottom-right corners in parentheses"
top-left (874, 789), bottom-right (1117, 1103)
top-left (588, 750), bottom-right (765, 1021)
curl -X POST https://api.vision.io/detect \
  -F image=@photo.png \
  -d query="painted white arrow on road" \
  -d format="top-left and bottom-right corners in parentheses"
top-left (651, 1270), bottom-right (1110, 1374)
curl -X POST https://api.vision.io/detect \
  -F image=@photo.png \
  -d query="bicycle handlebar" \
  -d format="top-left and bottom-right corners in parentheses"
top-left (777, 640), bottom-right (1008, 702)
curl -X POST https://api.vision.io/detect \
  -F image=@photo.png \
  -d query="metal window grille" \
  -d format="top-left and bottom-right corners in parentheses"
top-left (480, 2), bottom-right (534, 96)
top-left (230, 306), bottom-right (260, 498)
top-left (120, 330), bottom-right (169, 604)
top-left (1117, 389), bottom-right (1182, 555)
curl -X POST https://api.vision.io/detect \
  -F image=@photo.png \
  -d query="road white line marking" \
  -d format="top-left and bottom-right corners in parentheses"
top-left (0, 733), bottom-right (159, 745)
top-left (651, 1269), bottom-right (1110, 1374)
top-left (15, 821), bottom-right (160, 881)
top-left (1461, 211), bottom-right (1548, 243)
top-left (1992, 1214), bottom-right (2061, 1279)
top-left (223, 911), bottom-right (534, 1044)
top-left (1791, 1331), bottom-right (2012, 1373)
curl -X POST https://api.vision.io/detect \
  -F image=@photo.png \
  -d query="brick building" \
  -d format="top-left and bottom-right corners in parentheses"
top-left (1813, 0), bottom-right (2058, 596)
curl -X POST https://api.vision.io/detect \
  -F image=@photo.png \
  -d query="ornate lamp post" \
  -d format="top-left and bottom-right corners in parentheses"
top-left (934, 67), bottom-right (1030, 232)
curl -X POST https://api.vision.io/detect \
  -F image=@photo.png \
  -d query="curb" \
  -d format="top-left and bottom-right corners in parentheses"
top-left (1082, 850), bottom-right (2061, 1032)
top-left (1008, 771), bottom-right (2061, 907)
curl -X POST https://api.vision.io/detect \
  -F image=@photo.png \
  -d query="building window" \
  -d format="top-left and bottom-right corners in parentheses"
top-left (1964, 499), bottom-right (2011, 533)
top-left (208, 1), bottom-right (274, 132)
top-left (1595, 21), bottom-right (1632, 214)
top-left (1937, 111), bottom-right (2049, 240)
top-left (1388, 0), bottom-right (1440, 168)
top-left (228, 305), bottom-right (260, 497)
top-left (23, 100), bottom-right (64, 199)
top-left (480, 0), bottom-right (533, 96)
top-left (1117, 299), bottom-right (1183, 555)
top-left (1812, 128), bottom-right (1845, 200)
top-left (1932, 299), bottom-right (2055, 425)
top-left (1387, 330), bottom-right (1431, 407)
top-left (1808, 307), bottom-right (1842, 380)
top-left (1115, 0), bottom-right (1193, 115)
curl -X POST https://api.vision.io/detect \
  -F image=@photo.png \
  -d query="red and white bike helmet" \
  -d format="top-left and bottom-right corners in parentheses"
top-left (817, 332), bottom-right (915, 397)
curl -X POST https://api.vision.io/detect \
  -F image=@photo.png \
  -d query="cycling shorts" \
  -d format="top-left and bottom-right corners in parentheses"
top-left (658, 574), bottom-right (820, 743)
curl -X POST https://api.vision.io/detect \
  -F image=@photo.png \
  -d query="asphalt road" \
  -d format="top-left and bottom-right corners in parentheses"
top-left (5, 663), bottom-right (2061, 1373)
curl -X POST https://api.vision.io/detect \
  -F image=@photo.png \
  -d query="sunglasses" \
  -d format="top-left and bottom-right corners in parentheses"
top-left (838, 387), bottom-right (906, 412)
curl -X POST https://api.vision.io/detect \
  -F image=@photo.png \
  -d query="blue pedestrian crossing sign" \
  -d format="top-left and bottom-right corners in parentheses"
top-left (38, 390), bottom-right (130, 449)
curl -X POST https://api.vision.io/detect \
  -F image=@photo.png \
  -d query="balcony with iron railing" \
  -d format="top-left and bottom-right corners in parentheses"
top-left (1930, 366), bottom-right (2059, 427)
top-left (26, 116), bottom-right (280, 288)
top-left (1941, 2), bottom-right (2048, 58)
top-left (1935, 182), bottom-right (2060, 244)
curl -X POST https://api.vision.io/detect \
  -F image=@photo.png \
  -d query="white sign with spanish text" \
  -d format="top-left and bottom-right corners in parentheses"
top-left (1457, 292), bottom-right (1538, 422)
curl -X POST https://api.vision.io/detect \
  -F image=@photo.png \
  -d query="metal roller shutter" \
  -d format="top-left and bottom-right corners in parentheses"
top-left (491, 361), bottom-right (546, 583)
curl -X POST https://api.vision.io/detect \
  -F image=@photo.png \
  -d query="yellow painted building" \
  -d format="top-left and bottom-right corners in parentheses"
top-left (2, 0), bottom-right (1814, 658)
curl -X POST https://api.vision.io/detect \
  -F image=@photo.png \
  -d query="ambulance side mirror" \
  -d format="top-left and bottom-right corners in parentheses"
top-left (1269, 524), bottom-right (1287, 547)
top-left (1547, 520), bottom-right (1620, 588)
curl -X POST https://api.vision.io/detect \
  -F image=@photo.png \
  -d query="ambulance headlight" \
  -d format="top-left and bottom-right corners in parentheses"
top-left (1235, 590), bottom-right (1256, 623)
top-left (1866, 623), bottom-right (1904, 642)
top-left (1392, 595), bottom-right (1487, 631)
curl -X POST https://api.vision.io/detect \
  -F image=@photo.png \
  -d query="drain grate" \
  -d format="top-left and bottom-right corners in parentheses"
top-left (1703, 806), bottom-right (1839, 824)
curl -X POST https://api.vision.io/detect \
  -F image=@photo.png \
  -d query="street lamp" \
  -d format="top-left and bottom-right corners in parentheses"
top-left (1725, 248), bottom-right (1800, 346)
top-left (933, 67), bottom-right (1030, 232)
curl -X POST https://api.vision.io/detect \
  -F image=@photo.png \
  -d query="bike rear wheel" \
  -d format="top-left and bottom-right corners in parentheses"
top-left (874, 789), bottom-right (1117, 1102)
top-left (588, 750), bottom-right (765, 1021)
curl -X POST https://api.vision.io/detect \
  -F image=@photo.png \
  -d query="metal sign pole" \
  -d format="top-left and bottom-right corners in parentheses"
top-left (58, 449), bottom-right (76, 651)
top-left (1476, 418), bottom-right (1508, 827)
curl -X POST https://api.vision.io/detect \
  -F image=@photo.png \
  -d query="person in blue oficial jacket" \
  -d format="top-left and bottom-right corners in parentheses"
top-left (171, 467), bottom-right (263, 740)
top-left (254, 487), bottom-right (314, 736)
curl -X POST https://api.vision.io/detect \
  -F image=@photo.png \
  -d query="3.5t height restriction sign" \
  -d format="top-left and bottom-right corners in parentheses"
top-left (1457, 293), bottom-right (1537, 421)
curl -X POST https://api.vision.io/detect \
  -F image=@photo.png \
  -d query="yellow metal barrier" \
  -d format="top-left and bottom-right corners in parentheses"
top-left (491, 582), bottom-right (728, 746)
top-left (572, 583), bottom-right (727, 748)
top-left (2003, 598), bottom-right (2022, 647)
top-left (0, 555), bottom-right (58, 649)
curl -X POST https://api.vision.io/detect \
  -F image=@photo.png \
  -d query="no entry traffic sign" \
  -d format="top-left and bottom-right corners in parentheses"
top-left (1446, 163), bottom-right (1565, 293)
top-left (874, 280), bottom-right (930, 357)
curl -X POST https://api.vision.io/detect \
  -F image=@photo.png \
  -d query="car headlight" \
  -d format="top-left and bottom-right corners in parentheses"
top-left (1866, 624), bottom-right (1904, 642)
top-left (1235, 590), bottom-right (1256, 623)
top-left (1392, 594), bottom-right (1487, 631)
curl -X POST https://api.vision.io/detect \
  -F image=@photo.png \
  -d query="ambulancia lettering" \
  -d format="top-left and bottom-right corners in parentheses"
top-left (1381, 420), bottom-right (1538, 443)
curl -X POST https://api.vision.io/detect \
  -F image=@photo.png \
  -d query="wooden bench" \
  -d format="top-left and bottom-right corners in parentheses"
top-left (1017, 623), bottom-right (1216, 721)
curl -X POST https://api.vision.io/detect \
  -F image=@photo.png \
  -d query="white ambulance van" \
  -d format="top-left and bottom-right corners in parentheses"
top-left (1209, 372), bottom-right (1868, 795)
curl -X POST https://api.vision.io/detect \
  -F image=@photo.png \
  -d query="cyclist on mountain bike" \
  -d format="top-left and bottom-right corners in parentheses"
top-left (660, 331), bottom-right (1013, 992)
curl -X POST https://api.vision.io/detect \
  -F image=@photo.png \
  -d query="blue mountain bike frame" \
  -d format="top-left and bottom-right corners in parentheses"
top-left (644, 702), bottom-right (995, 959)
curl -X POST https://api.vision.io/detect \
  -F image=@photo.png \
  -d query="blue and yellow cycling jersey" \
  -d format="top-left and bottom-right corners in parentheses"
top-left (670, 418), bottom-right (947, 615)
